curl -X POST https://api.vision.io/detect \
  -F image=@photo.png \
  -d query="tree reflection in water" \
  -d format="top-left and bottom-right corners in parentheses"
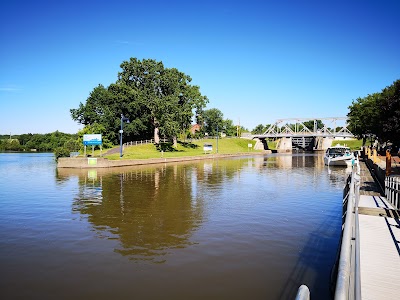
top-left (57, 159), bottom-right (247, 263)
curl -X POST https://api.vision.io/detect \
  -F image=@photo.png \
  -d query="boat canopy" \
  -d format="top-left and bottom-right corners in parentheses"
top-left (326, 146), bottom-right (351, 156)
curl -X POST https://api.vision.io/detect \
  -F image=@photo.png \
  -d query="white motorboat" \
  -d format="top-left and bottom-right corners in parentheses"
top-left (324, 145), bottom-right (355, 167)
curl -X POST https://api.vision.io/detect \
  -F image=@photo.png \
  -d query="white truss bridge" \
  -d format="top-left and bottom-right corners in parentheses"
top-left (251, 117), bottom-right (354, 151)
top-left (253, 117), bottom-right (354, 139)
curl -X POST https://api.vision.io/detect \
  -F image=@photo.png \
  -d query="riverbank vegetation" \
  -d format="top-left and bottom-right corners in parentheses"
top-left (347, 79), bottom-right (399, 146)
top-left (0, 132), bottom-right (78, 152)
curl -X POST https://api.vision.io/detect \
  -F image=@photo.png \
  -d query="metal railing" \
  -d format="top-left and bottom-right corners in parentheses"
top-left (123, 138), bottom-right (169, 147)
top-left (334, 162), bottom-right (361, 300)
top-left (385, 175), bottom-right (400, 209)
top-left (294, 158), bottom-right (362, 300)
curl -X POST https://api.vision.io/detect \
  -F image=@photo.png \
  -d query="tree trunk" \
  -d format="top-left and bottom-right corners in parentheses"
top-left (154, 127), bottom-right (160, 144)
top-left (173, 136), bottom-right (177, 148)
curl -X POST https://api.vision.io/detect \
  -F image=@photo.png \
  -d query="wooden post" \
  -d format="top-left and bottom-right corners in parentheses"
top-left (386, 150), bottom-right (391, 176)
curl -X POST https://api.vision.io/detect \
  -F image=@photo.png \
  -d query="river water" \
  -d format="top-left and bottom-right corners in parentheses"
top-left (0, 153), bottom-right (350, 299)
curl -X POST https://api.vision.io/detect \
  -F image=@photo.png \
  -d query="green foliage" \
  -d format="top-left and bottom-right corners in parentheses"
top-left (0, 139), bottom-right (22, 151)
top-left (252, 124), bottom-right (269, 134)
top-left (54, 147), bottom-right (71, 160)
top-left (303, 120), bottom-right (324, 131)
top-left (71, 58), bottom-right (208, 145)
top-left (77, 123), bottom-right (113, 149)
top-left (64, 139), bottom-right (81, 152)
top-left (0, 131), bottom-right (78, 152)
top-left (223, 119), bottom-right (237, 136)
top-left (379, 80), bottom-right (400, 142)
top-left (203, 108), bottom-right (224, 136)
top-left (347, 79), bottom-right (400, 144)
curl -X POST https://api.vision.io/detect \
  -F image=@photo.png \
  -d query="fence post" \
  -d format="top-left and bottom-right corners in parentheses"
top-left (386, 150), bottom-right (391, 176)
top-left (385, 177), bottom-right (389, 203)
top-left (396, 178), bottom-right (399, 209)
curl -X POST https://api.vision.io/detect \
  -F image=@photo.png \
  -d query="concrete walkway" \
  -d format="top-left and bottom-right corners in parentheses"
top-left (358, 160), bottom-right (400, 300)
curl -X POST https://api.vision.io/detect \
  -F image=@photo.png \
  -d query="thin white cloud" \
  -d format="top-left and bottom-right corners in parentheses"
top-left (115, 40), bottom-right (131, 44)
top-left (115, 40), bottom-right (143, 46)
top-left (0, 86), bottom-right (21, 92)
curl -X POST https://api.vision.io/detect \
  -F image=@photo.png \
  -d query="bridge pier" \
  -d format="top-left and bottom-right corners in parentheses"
top-left (254, 138), bottom-right (269, 150)
top-left (321, 137), bottom-right (333, 150)
top-left (252, 136), bottom-right (335, 152)
top-left (277, 137), bottom-right (292, 152)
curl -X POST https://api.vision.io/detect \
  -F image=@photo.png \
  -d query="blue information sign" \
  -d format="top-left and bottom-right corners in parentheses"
top-left (83, 134), bottom-right (102, 146)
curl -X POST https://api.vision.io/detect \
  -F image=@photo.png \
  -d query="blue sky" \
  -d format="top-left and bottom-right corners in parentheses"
top-left (1, 0), bottom-right (399, 134)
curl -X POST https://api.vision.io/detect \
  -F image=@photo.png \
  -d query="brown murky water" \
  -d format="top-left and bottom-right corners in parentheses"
top-left (0, 153), bottom-right (350, 299)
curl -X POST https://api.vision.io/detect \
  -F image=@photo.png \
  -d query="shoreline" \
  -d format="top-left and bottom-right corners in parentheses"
top-left (57, 151), bottom-right (272, 169)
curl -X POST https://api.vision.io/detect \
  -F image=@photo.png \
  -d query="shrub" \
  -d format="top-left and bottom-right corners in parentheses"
top-left (54, 147), bottom-right (70, 161)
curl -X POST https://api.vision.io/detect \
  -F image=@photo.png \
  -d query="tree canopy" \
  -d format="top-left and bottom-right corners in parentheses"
top-left (202, 108), bottom-right (224, 136)
top-left (0, 132), bottom-right (78, 152)
top-left (347, 80), bottom-right (400, 145)
top-left (71, 58), bottom-right (208, 145)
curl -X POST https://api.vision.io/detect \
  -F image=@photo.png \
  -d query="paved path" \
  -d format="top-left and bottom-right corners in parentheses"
top-left (357, 160), bottom-right (400, 300)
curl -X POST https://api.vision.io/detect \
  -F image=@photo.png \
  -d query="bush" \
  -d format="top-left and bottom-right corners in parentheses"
top-left (54, 147), bottom-right (70, 161)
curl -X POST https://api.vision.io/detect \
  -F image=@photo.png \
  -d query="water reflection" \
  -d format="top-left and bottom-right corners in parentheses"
top-left (59, 165), bottom-right (195, 263)
top-left (56, 159), bottom-right (252, 263)
top-left (0, 153), bottom-right (348, 299)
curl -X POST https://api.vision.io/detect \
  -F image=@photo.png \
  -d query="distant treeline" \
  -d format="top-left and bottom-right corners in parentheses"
top-left (0, 131), bottom-right (78, 152)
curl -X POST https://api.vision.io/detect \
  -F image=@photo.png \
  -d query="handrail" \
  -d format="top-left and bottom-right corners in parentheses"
top-left (295, 159), bottom-right (361, 300)
top-left (385, 175), bottom-right (400, 209)
top-left (334, 161), bottom-right (361, 300)
top-left (354, 171), bottom-right (361, 300)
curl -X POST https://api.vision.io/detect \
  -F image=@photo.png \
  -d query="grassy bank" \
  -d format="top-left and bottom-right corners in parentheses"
top-left (80, 138), bottom-right (363, 160)
top-left (331, 139), bottom-right (363, 150)
top-left (104, 138), bottom-right (259, 160)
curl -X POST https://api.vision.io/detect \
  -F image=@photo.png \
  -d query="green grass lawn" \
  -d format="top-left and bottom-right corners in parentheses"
top-left (267, 140), bottom-right (277, 150)
top-left (80, 138), bottom-right (363, 159)
top-left (103, 138), bottom-right (259, 160)
top-left (331, 139), bottom-right (363, 151)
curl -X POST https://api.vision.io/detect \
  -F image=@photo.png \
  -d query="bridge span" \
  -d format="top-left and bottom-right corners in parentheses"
top-left (251, 117), bottom-right (354, 151)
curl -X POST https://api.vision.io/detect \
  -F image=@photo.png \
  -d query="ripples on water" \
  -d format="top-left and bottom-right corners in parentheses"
top-left (0, 153), bottom-right (350, 299)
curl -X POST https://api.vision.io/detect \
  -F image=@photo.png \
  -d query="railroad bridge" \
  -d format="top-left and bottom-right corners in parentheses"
top-left (251, 117), bottom-right (354, 151)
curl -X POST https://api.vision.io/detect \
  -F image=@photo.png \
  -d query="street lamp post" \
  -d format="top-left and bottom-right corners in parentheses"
top-left (120, 114), bottom-right (130, 158)
top-left (216, 124), bottom-right (219, 154)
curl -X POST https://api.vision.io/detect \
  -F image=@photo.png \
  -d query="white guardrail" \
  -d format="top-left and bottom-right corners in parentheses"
top-left (385, 175), bottom-right (400, 210)
top-left (334, 162), bottom-right (361, 300)
top-left (295, 157), bottom-right (362, 300)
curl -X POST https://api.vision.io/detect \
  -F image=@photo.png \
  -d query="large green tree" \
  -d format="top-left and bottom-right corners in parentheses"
top-left (379, 80), bottom-right (400, 142)
top-left (203, 108), bottom-right (224, 136)
top-left (71, 58), bottom-right (208, 146)
top-left (347, 93), bottom-right (381, 145)
top-left (223, 119), bottom-right (237, 136)
top-left (347, 80), bottom-right (400, 145)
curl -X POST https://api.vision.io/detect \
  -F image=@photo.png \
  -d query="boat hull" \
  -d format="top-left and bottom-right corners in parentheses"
top-left (324, 155), bottom-right (354, 167)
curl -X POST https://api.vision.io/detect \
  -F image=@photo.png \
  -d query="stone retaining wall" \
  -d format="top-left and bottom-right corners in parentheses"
top-left (57, 152), bottom-right (265, 169)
